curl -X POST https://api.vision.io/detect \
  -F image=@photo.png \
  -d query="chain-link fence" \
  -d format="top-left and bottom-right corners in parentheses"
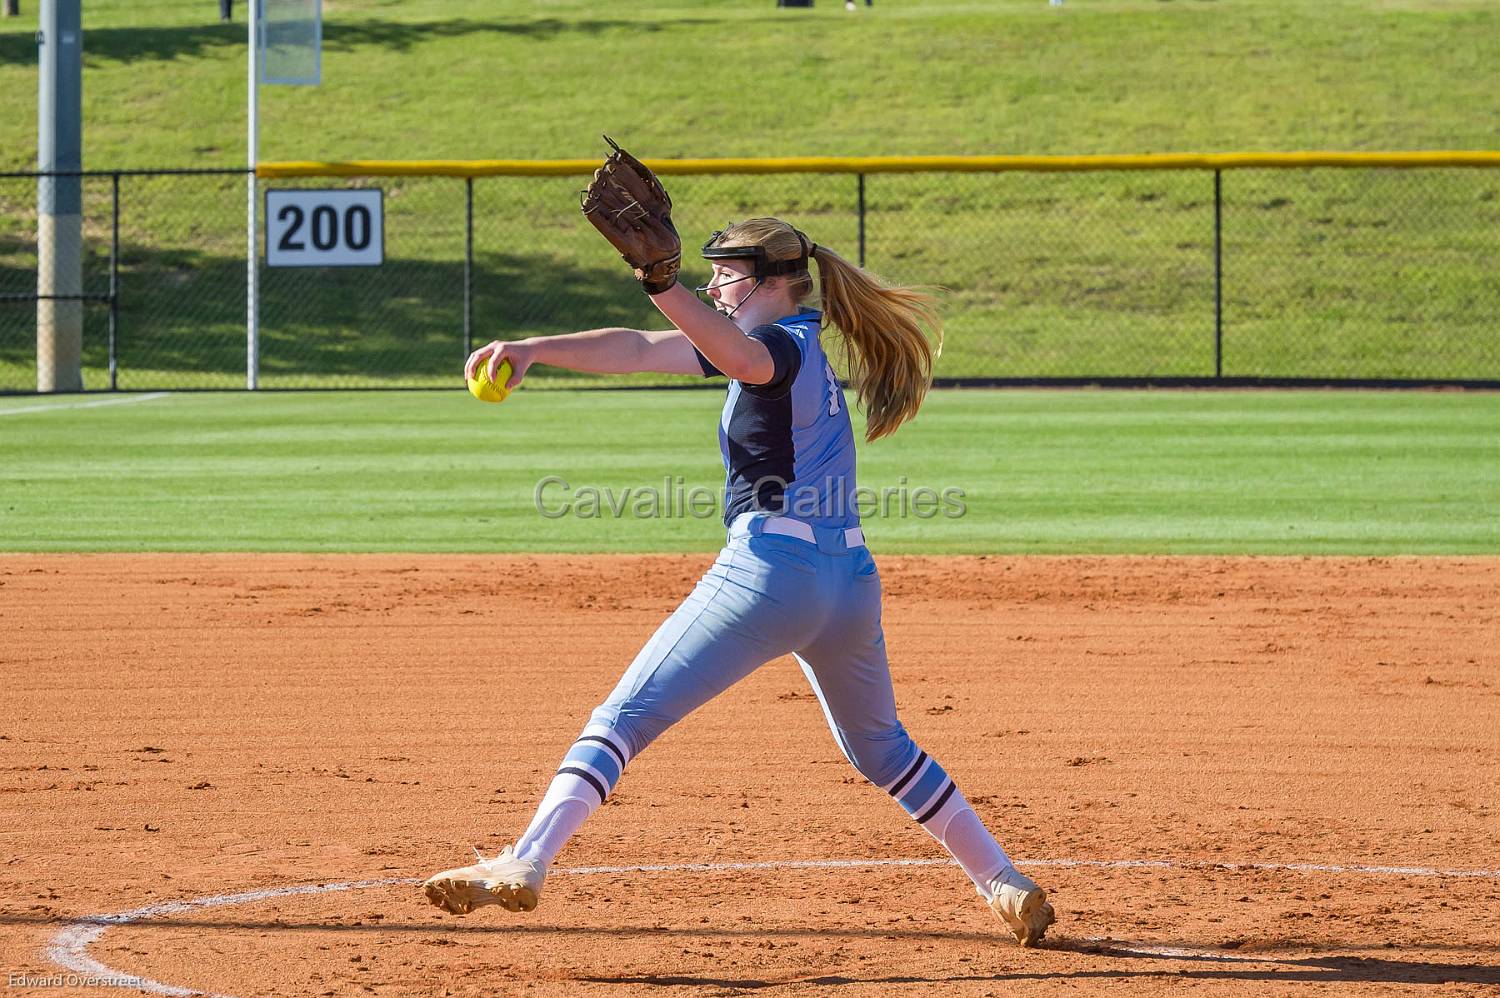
top-left (3, 160), bottom-right (1497, 392)
top-left (1, 169), bottom-right (247, 391)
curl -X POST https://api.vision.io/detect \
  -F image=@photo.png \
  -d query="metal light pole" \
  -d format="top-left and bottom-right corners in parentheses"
top-left (247, 0), bottom-right (259, 388)
top-left (37, 0), bottom-right (83, 392)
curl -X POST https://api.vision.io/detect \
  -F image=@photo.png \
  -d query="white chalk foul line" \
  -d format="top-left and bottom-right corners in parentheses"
top-left (1025, 857), bottom-right (1500, 878)
top-left (561, 856), bottom-right (1500, 879)
top-left (1078, 938), bottom-right (1263, 963)
top-left (0, 391), bottom-right (170, 416)
top-left (45, 855), bottom-right (1500, 998)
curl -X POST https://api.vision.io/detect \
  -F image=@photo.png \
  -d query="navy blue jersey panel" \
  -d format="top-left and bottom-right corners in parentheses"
top-left (741, 325), bottom-right (803, 399)
top-left (721, 384), bottom-right (797, 524)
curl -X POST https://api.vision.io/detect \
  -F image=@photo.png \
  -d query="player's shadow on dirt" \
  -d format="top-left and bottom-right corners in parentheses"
top-left (584, 946), bottom-right (1500, 989)
top-left (4, 913), bottom-right (1496, 988)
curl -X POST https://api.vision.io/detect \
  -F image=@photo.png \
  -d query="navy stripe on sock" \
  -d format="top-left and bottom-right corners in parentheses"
top-left (887, 751), bottom-right (928, 798)
top-left (914, 781), bottom-right (957, 825)
top-left (558, 766), bottom-right (608, 805)
top-left (577, 734), bottom-right (627, 769)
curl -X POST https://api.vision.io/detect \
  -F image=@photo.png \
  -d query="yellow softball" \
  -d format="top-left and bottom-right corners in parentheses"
top-left (467, 358), bottom-right (513, 404)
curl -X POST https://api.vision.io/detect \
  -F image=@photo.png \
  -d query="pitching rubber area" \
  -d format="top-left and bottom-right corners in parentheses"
top-left (3, 554), bottom-right (1497, 995)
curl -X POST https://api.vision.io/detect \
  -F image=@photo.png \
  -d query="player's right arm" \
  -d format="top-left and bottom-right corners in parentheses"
top-left (466, 328), bottom-right (703, 389)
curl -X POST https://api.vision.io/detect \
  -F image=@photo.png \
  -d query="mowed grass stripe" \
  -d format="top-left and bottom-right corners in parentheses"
top-left (1, 389), bottom-right (1496, 554)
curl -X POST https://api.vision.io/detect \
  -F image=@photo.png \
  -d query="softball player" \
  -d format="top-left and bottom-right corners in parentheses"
top-left (425, 217), bottom-right (1055, 946)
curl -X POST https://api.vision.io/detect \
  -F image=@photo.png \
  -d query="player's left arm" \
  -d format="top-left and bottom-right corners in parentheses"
top-left (647, 284), bottom-right (775, 385)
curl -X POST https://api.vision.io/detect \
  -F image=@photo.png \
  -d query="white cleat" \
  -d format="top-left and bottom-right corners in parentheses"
top-left (988, 867), bottom-right (1056, 947)
top-left (423, 844), bottom-right (546, 915)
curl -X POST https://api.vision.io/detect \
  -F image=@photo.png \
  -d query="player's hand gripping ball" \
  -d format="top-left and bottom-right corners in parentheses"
top-left (467, 358), bottom-right (513, 404)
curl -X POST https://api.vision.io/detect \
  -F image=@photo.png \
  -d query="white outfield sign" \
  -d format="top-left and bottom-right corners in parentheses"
top-left (265, 189), bottom-right (383, 267)
top-left (260, 0), bottom-right (322, 86)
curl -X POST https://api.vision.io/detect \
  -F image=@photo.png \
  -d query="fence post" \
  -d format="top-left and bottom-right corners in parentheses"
top-left (856, 173), bottom-right (866, 268)
top-left (1213, 169), bottom-right (1223, 379)
top-left (109, 171), bottom-right (119, 391)
top-left (464, 176), bottom-right (473, 361)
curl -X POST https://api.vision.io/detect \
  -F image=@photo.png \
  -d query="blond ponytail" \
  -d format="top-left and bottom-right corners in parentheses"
top-left (811, 245), bottom-right (942, 442)
top-left (707, 217), bottom-right (942, 443)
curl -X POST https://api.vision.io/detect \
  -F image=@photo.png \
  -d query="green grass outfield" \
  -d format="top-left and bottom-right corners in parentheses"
top-left (2, 388), bottom-right (1496, 555)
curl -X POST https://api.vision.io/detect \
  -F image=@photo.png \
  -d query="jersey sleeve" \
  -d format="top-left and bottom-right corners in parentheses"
top-left (740, 324), bottom-right (804, 399)
top-left (693, 347), bottom-right (724, 379)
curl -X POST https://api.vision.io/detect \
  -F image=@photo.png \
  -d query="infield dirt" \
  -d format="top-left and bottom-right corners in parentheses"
top-left (2, 554), bottom-right (1497, 996)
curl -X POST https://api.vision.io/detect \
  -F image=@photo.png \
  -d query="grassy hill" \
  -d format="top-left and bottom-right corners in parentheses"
top-left (1, 0), bottom-right (1496, 170)
top-left (1, 1), bottom-right (1497, 390)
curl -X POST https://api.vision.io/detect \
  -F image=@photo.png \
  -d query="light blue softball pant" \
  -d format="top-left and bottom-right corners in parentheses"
top-left (576, 514), bottom-right (960, 825)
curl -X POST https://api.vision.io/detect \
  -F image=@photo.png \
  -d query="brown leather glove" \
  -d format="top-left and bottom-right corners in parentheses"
top-left (580, 136), bottom-right (682, 295)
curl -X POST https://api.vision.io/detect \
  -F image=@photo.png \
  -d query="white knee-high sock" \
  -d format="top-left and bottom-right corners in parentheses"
top-left (931, 803), bottom-right (1016, 900)
top-left (512, 723), bottom-right (631, 868)
top-left (882, 748), bottom-right (1015, 899)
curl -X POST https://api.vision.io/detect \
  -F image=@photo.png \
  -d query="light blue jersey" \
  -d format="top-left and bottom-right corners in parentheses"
top-left (695, 309), bottom-right (860, 529)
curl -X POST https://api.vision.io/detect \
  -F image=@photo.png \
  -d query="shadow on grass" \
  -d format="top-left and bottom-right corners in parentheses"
top-left (0, 17), bottom-right (714, 67)
top-left (0, 238), bottom-right (668, 384)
